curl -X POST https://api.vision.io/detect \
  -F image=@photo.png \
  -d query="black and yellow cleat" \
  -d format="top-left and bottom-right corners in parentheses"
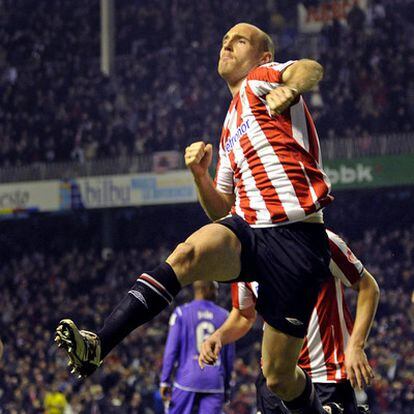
top-left (55, 319), bottom-right (102, 378)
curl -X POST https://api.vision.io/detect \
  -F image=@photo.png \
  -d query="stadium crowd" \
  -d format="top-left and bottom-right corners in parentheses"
top-left (0, 0), bottom-right (413, 167)
top-left (0, 189), bottom-right (413, 413)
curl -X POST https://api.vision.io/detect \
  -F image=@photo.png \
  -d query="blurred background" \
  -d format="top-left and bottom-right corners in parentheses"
top-left (0, 0), bottom-right (413, 413)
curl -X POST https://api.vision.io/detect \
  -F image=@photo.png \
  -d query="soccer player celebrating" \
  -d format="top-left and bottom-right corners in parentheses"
top-left (56, 23), bottom-right (334, 413)
top-left (160, 281), bottom-right (234, 414)
top-left (199, 230), bottom-right (379, 414)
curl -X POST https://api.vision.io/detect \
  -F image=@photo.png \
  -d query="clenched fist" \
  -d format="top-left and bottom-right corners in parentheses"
top-left (198, 334), bottom-right (222, 369)
top-left (266, 86), bottom-right (299, 116)
top-left (185, 141), bottom-right (213, 179)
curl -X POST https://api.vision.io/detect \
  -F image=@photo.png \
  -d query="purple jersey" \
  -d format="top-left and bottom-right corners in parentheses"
top-left (160, 299), bottom-right (235, 393)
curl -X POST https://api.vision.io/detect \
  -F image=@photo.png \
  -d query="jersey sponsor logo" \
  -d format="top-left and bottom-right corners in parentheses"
top-left (225, 119), bottom-right (250, 153)
top-left (285, 317), bottom-right (304, 326)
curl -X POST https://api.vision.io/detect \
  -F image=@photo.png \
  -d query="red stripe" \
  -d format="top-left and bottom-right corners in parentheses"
top-left (329, 239), bottom-right (361, 285)
top-left (231, 283), bottom-right (240, 309)
top-left (314, 278), bottom-right (338, 381)
top-left (247, 66), bottom-right (283, 84)
top-left (233, 99), bottom-right (258, 223)
top-left (140, 274), bottom-right (171, 299)
top-left (245, 85), bottom-right (317, 216)
top-left (298, 337), bottom-right (312, 375)
top-left (303, 102), bottom-right (319, 162)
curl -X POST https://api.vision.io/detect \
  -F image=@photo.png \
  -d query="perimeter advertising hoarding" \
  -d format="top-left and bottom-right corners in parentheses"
top-left (59, 170), bottom-right (197, 210)
top-left (0, 180), bottom-right (61, 215)
top-left (324, 155), bottom-right (414, 190)
top-left (0, 155), bottom-right (412, 216)
top-left (298, 0), bottom-right (368, 33)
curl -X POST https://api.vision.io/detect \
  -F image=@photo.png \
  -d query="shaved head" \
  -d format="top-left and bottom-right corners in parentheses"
top-left (232, 23), bottom-right (275, 60)
top-left (218, 22), bottom-right (275, 93)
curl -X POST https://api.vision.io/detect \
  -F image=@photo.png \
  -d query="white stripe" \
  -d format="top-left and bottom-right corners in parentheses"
top-left (290, 99), bottom-right (309, 151)
top-left (173, 382), bottom-right (224, 393)
top-left (142, 273), bottom-right (173, 301)
top-left (228, 86), bottom-right (268, 221)
top-left (335, 278), bottom-right (351, 352)
top-left (240, 87), bottom-right (306, 222)
top-left (247, 79), bottom-right (280, 96)
top-left (306, 309), bottom-right (328, 382)
top-left (137, 279), bottom-right (171, 304)
top-left (299, 161), bottom-right (320, 208)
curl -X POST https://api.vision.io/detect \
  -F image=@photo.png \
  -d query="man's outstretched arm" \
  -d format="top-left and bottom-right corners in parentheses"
top-left (345, 269), bottom-right (380, 390)
top-left (266, 59), bottom-right (324, 115)
top-left (185, 141), bottom-right (235, 221)
top-left (199, 306), bottom-right (256, 368)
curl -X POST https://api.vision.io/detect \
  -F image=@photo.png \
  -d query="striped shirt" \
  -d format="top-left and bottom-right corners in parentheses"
top-left (215, 61), bottom-right (332, 227)
top-left (231, 229), bottom-right (364, 383)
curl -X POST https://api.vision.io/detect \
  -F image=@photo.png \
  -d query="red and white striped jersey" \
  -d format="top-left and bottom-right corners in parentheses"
top-left (215, 61), bottom-right (332, 227)
top-left (231, 229), bottom-right (365, 383)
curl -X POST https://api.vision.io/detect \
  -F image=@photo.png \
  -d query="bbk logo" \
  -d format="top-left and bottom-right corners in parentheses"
top-left (325, 163), bottom-right (373, 185)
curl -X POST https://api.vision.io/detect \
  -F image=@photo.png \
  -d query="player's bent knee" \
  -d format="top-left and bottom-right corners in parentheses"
top-left (265, 373), bottom-right (295, 400)
top-left (263, 361), bottom-right (297, 400)
top-left (168, 242), bottom-right (197, 274)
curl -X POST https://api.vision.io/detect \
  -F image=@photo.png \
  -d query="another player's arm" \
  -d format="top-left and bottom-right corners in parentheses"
top-left (160, 310), bottom-right (182, 402)
top-left (345, 270), bottom-right (380, 390)
top-left (266, 59), bottom-right (324, 115)
top-left (199, 306), bottom-right (256, 368)
top-left (185, 141), bottom-right (235, 221)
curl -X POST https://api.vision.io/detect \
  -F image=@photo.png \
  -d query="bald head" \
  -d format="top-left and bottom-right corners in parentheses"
top-left (232, 23), bottom-right (275, 60)
top-left (218, 23), bottom-right (275, 93)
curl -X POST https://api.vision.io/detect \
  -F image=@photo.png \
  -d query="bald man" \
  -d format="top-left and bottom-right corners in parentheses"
top-left (56, 22), bottom-right (335, 414)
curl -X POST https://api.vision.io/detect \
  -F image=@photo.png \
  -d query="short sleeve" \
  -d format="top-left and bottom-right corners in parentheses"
top-left (246, 61), bottom-right (297, 97)
top-left (231, 282), bottom-right (256, 310)
top-left (214, 135), bottom-right (234, 194)
top-left (327, 230), bottom-right (365, 287)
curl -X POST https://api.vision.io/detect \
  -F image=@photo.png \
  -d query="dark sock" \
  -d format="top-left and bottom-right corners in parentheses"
top-left (283, 370), bottom-right (325, 414)
top-left (98, 262), bottom-right (181, 358)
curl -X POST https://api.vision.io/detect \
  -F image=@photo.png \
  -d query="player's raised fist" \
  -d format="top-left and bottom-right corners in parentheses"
top-left (266, 86), bottom-right (299, 116)
top-left (185, 141), bottom-right (213, 178)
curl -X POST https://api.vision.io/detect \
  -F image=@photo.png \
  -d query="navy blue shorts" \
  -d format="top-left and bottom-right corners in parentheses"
top-left (218, 214), bottom-right (331, 337)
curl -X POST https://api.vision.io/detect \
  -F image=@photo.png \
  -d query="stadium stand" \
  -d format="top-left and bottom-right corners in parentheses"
top-left (0, 0), bottom-right (413, 167)
top-left (0, 188), bottom-right (413, 413)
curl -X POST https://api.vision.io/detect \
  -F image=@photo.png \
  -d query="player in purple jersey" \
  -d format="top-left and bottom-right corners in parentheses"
top-left (160, 281), bottom-right (234, 414)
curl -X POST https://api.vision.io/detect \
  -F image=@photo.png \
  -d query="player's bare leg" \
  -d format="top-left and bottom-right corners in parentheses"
top-left (262, 324), bottom-right (343, 414)
top-left (55, 223), bottom-right (241, 377)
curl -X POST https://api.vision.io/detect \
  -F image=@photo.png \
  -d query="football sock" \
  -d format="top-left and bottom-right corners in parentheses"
top-left (98, 262), bottom-right (181, 358)
top-left (283, 370), bottom-right (325, 414)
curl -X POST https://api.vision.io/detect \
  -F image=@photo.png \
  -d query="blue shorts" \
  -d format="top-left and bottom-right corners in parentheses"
top-left (218, 215), bottom-right (331, 337)
top-left (168, 387), bottom-right (224, 414)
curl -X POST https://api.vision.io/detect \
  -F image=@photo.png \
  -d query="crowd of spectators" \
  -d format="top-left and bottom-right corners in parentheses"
top-left (0, 0), bottom-right (413, 168)
top-left (0, 187), bottom-right (413, 413)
